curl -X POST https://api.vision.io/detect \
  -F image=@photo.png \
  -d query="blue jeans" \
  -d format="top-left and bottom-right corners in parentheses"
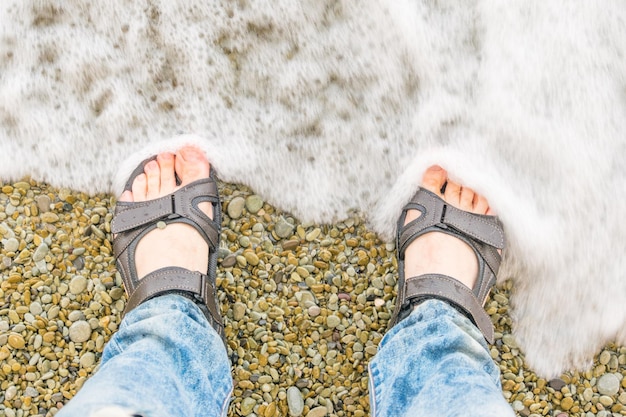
top-left (57, 297), bottom-right (512, 417)
top-left (369, 300), bottom-right (514, 417)
top-left (56, 295), bottom-right (232, 417)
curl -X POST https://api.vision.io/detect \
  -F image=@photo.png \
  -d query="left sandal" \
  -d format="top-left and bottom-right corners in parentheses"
top-left (111, 156), bottom-right (225, 342)
top-left (388, 187), bottom-right (505, 344)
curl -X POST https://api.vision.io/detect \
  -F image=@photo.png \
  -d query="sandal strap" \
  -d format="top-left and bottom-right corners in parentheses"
top-left (403, 273), bottom-right (494, 343)
top-left (124, 267), bottom-right (224, 339)
top-left (398, 188), bottom-right (505, 255)
top-left (112, 178), bottom-right (219, 253)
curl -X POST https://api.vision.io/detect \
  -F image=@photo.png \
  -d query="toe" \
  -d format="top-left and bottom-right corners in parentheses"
top-left (144, 160), bottom-right (162, 200)
top-left (474, 195), bottom-right (490, 214)
top-left (118, 190), bottom-right (134, 203)
top-left (459, 187), bottom-right (475, 211)
top-left (156, 153), bottom-right (176, 193)
top-left (131, 173), bottom-right (148, 202)
top-left (421, 165), bottom-right (447, 196)
top-left (175, 146), bottom-right (211, 186)
top-left (443, 179), bottom-right (462, 206)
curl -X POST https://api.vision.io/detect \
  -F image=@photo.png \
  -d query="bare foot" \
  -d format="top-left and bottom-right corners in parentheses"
top-left (117, 146), bottom-right (214, 279)
top-left (403, 166), bottom-right (496, 290)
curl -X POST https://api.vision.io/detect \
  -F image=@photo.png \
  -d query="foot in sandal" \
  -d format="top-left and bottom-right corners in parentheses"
top-left (389, 165), bottom-right (505, 343)
top-left (112, 146), bottom-right (224, 339)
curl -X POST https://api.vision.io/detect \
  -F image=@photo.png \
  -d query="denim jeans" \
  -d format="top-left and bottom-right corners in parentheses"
top-left (57, 296), bottom-right (512, 417)
top-left (369, 299), bottom-right (515, 417)
top-left (56, 295), bottom-right (232, 417)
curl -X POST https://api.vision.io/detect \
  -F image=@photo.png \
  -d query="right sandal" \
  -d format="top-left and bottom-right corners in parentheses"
top-left (388, 187), bottom-right (505, 344)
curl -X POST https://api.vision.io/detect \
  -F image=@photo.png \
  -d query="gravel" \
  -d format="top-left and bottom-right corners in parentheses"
top-left (0, 179), bottom-right (625, 416)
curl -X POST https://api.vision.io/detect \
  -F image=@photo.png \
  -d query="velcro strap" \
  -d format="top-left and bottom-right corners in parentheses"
top-left (112, 196), bottom-right (175, 234)
top-left (404, 274), bottom-right (494, 344)
top-left (124, 267), bottom-right (211, 316)
top-left (442, 205), bottom-right (505, 249)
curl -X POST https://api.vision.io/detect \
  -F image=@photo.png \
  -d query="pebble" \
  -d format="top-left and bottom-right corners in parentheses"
top-left (8, 334), bottom-right (25, 349)
top-left (306, 406), bottom-right (327, 417)
top-left (221, 254), bottom-right (237, 267)
top-left (308, 305), bottom-right (321, 317)
top-left (240, 397), bottom-right (256, 415)
top-left (233, 302), bottom-right (247, 321)
top-left (3, 237), bottom-right (19, 252)
top-left (275, 218), bottom-right (294, 238)
top-left (227, 196), bottom-right (245, 219)
top-left (35, 194), bottom-right (51, 212)
top-left (69, 275), bottom-right (88, 294)
top-left (5, 385), bottom-right (18, 400)
top-left (33, 242), bottom-right (49, 262)
top-left (69, 320), bottom-right (92, 343)
top-left (326, 315), bottom-right (340, 328)
top-left (245, 195), bottom-right (264, 213)
top-left (284, 387), bottom-right (303, 416)
top-left (597, 373), bottom-right (620, 396)
top-left (80, 352), bottom-right (96, 368)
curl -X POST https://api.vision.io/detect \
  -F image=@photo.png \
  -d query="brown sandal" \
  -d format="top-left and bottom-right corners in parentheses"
top-left (111, 156), bottom-right (224, 342)
top-left (388, 187), bottom-right (505, 343)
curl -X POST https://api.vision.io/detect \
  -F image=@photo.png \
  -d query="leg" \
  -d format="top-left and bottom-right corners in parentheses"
top-left (369, 166), bottom-right (514, 417)
top-left (56, 148), bottom-right (232, 417)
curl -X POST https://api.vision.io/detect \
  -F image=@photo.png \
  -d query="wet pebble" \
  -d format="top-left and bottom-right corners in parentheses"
top-left (597, 373), bottom-right (620, 396)
top-left (227, 196), bottom-right (245, 219)
top-left (245, 195), bottom-right (263, 213)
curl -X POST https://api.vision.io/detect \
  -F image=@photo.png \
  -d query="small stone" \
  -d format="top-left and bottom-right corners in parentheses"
top-left (244, 251), bottom-right (259, 266)
top-left (283, 240), bottom-right (299, 250)
top-left (560, 397), bottom-right (574, 410)
top-left (287, 387), bottom-right (304, 416)
top-left (599, 350), bottom-right (611, 365)
top-left (306, 406), bottom-right (327, 417)
top-left (3, 237), bottom-right (19, 252)
top-left (69, 320), bottom-right (92, 343)
top-left (548, 378), bottom-right (567, 391)
top-left (275, 218), bottom-right (294, 238)
top-left (156, 221), bottom-right (166, 229)
top-left (240, 397), bottom-right (256, 415)
top-left (502, 334), bottom-right (518, 349)
top-left (29, 302), bottom-right (43, 315)
top-left (245, 195), bottom-right (264, 213)
top-left (221, 254), bottom-right (237, 268)
top-left (69, 275), bottom-right (88, 294)
top-left (326, 315), bottom-right (340, 329)
top-left (597, 373), bottom-right (620, 396)
top-left (295, 379), bottom-right (309, 388)
top-left (8, 334), bottom-right (25, 349)
top-left (599, 395), bottom-right (613, 407)
top-left (23, 386), bottom-right (38, 398)
top-left (32, 243), bottom-right (49, 262)
top-left (233, 302), bottom-right (246, 321)
top-left (308, 305), bottom-right (321, 317)
top-left (5, 385), bottom-right (17, 401)
top-left (227, 197), bottom-right (245, 219)
top-left (41, 212), bottom-right (59, 223)
top-left (35, 195), bottom-right (51, 213)
top-left (80, 352), bottom-right (96, 368)
top-left (305, 228), bottom-right (321, 242)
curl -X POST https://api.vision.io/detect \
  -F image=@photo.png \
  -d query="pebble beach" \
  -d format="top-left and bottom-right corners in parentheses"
top-left (0, 178), bottom-right (625, 417)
